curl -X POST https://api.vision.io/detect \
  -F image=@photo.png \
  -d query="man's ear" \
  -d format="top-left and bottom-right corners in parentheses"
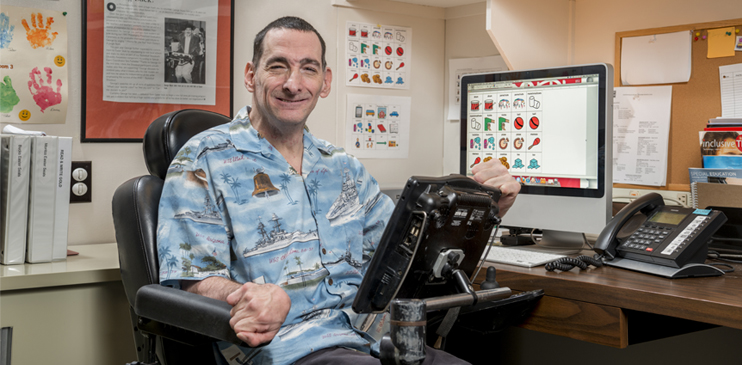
top-left (244, 62), bottom-right (255, 92)
top-left (320, 67), bottom-right (332, 98)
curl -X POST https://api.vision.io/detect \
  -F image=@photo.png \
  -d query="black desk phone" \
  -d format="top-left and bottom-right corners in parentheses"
top-left (595, 193), bottom-right (727, 269)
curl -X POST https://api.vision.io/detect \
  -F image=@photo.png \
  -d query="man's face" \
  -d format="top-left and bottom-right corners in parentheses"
top-left (184, 28), bottom-right (192, 37)
top-left (245, 28), bottom-right (332, 129)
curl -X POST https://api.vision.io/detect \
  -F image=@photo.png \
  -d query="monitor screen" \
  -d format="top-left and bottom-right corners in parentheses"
top-left (460, 64), bottom-right (613, 237)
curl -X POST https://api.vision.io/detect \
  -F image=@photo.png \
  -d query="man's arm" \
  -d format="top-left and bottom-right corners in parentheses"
top-left (470, 158), bottom-right (521, 217)
top-left (182, 277), bottom-right (291, 347)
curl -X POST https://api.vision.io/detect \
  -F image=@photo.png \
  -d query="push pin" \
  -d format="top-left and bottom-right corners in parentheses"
top-left (694, 36), bottom-right (699, 41)
top-left (695, 32), bottom-right (701, 36)
top-left (702, 35), bottom-right (707, 40)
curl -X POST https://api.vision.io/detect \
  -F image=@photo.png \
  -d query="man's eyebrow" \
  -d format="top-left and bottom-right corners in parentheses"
top-left (263, 56), bottom-right (321, 67)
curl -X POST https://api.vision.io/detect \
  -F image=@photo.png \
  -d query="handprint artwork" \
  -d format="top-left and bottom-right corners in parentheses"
top-left (22, 12), bottom-right (58, 49)
top-left (0, 12), bottom-right (15, 49)
top-left (28, 67), bottom-right (62, 113)
top-left (0, 76), bottom-right (20, 113)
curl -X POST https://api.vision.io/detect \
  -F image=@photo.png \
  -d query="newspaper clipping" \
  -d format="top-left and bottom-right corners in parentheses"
top-left (102, 0), bottom-right (218, 105)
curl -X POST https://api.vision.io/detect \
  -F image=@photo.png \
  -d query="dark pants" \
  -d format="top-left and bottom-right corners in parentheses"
top-left (294, 346), bottom-right (472, 365)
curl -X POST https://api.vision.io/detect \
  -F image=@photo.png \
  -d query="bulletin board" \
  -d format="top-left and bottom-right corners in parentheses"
top-left (614, 18), bottom-right (742, 192)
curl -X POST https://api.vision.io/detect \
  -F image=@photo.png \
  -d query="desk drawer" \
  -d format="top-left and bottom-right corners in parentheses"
top-left (518, 295), bottom-right (628, 348)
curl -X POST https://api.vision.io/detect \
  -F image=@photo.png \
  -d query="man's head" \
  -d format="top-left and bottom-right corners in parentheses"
top-left (245, 17), bottom-right (332, 132)
top-left (184, 25), bottom-right (193, 37)
top-left (252, 17), bottom-right (326, 70)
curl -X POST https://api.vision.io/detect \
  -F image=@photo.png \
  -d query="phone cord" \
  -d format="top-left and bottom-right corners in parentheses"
top-left (545, 255), bottom-right (604, 272)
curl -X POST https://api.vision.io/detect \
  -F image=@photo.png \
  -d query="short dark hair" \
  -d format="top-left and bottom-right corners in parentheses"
top-left (252, 16), bottom-right (326, 69)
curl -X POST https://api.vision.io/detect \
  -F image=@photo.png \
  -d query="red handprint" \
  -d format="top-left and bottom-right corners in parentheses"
top-left (22, 13), bottom-right (58, 49)
top-left (28, 67), bottom-right (62, 113)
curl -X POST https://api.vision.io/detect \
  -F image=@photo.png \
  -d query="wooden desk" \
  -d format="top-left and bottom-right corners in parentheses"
top-left (475, 256), bottom-right (742, 348)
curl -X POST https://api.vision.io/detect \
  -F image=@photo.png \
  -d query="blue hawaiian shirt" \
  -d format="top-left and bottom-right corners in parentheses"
top-left (157, 106), bottom-right (395, 364)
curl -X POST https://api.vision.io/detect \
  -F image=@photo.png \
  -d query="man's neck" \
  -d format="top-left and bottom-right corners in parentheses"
top-left (249, 112), bottom-right (305, 174)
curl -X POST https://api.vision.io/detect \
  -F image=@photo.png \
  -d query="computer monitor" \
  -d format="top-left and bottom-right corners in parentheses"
top-left (353, 175), bottom-right (501, 314)
top-left (459, 64), bottom-right (613, 247)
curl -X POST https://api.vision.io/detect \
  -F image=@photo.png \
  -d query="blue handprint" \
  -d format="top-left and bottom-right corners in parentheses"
top-left (0, 12), bottom-right (15, 49)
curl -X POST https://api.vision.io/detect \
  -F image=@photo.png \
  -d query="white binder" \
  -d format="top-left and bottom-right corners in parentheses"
top-left (1, 134), bottom-right (32, 265)
top-left (26, 136), bottom-right (58, 263)
top-left (53, 137), bottom-right (72, 261)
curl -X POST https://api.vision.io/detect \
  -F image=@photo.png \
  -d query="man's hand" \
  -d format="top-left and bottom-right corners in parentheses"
top-left (227, 282), bottom-right (291, 347)
top-left (471, 158), bottom-right (520, 217)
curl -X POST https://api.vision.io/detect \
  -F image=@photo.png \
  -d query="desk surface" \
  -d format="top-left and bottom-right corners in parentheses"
top-left (0, 243), bottom-right (121, 291)
top-left (476, 252), bottom-right (742, 347)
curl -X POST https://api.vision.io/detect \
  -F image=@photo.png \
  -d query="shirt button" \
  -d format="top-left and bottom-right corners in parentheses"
top-left (328, 278), bottom-right (334, 285)
top-left (322, 248), bottom-right (327, 255)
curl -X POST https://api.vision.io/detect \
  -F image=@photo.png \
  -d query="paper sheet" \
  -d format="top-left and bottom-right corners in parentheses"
top-left (620, 31), bottom-right (691, 85)
top-left (0, 5), bottom-right (69, 124)
top-left (446, 56), bottom-right (508, 120)
top-left (613, 86), bottom-right (673, 186)
top-left (345, 94), bottom-right (411, 159)
top-left (707, 27), bottom-right (736, 59)
top-left (101, 0), bottom-right (219, 105)
top-left (344, 21), bottom-right (411, 90)
top-left (720, 63), bottom-right (742, 118)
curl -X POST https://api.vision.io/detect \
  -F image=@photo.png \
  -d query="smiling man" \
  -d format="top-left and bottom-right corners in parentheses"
top-left (157, 16), bottom-right (519, 365)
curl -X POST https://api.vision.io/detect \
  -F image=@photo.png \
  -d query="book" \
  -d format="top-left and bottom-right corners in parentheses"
top-left (698, 130), bottom-right (742, 168)
top-left (688, 167), bottom-right (742, 185)
top-left (707, 117), bottom-right (742, 125)
top-left (52, 137), bottom-right (72, 261)
top-left (691, 182), bottom-right (742, 209)
top-left (26, 136), bottom-right (58, 263)
top-left (0, 134), bottom-right (32, 265)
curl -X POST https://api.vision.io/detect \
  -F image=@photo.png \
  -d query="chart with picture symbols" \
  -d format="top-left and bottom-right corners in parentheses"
top-left (467, 92), bottom-right (545, 174)
top-left (345, 21), bottom-right (411, 89)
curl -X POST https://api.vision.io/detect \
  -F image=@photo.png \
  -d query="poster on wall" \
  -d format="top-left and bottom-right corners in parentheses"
top-left (0, 5), bottom-right (68, 124)
top-left (346, 94), bottom-right (411, 159)
top-left (102, 0), bottom-right (218, 105)
top-left (345, 21), bottom-right (411, 89)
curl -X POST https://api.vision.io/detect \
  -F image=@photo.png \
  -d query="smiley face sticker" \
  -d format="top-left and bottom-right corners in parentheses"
top-left (19, 109), bottom-right (31, 121)
top-left (54, 55), bottom-right (66, 67)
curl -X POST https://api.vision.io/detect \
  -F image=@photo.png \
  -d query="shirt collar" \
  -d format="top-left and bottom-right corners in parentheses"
top-left (228, 106), bottom-right (337, 159)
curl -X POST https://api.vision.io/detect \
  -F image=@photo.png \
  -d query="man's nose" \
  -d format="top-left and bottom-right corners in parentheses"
top-left (283, 68), bottom-right (303, 94)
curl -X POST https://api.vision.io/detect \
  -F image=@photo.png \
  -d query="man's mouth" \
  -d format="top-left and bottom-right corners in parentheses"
top-left (277, 97), bottom-right (307, 104)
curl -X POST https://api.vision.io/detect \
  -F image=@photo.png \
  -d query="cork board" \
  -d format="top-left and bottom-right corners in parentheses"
top-left (614, 18), bottom-right (742, 192)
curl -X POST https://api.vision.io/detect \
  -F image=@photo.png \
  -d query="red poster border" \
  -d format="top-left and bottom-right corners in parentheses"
top-left (81, 0), bottom-right (233, 142)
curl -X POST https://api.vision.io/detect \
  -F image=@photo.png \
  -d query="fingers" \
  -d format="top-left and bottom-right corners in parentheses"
top-left (227, 283), bottom-right (291, 346)
top-left (44, 67), bottom-right (52, 84)
top-left (21, 19), bottom-right (30, 32)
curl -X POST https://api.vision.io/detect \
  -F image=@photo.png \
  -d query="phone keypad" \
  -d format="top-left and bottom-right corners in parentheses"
top-left (622, 225), bottom-right (672, 251)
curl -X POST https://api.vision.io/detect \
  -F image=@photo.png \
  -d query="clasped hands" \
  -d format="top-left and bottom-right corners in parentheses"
top-left (227, 282), bottom-right (291, 347)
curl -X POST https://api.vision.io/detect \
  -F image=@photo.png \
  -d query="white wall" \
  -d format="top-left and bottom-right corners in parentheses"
top-left (486, 0), bottom-right (572, 70)
top-left (1, 0), bottom-right (149, 246)
top-left (0, 0), bottom-right (452, 246)
top-left (442, 3), bottom-right (500, 175)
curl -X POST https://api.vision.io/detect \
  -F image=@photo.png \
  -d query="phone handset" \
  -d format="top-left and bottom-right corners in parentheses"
top-left (594, 193), bottom-right (665, 259)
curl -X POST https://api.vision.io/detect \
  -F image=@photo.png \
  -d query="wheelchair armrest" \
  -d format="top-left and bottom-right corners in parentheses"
top-left (135, 284), bottom-right (243, 346)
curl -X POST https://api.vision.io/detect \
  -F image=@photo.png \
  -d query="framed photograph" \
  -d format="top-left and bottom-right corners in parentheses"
top-left (82, 0), bottom-right (233, 142)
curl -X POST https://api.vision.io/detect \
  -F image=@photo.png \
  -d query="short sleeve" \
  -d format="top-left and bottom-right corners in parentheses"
top-left (157, 137), bottom-right (232, 287)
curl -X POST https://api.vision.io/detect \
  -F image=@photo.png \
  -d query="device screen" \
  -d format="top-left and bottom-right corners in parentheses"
top-left (648, 210), bottom-right (688, 226)
top-left (463, 73), bottom-right (600, 190)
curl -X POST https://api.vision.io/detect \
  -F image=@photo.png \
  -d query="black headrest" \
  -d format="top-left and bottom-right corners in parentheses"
top-left (143, 109), bottom-right (231, 179)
